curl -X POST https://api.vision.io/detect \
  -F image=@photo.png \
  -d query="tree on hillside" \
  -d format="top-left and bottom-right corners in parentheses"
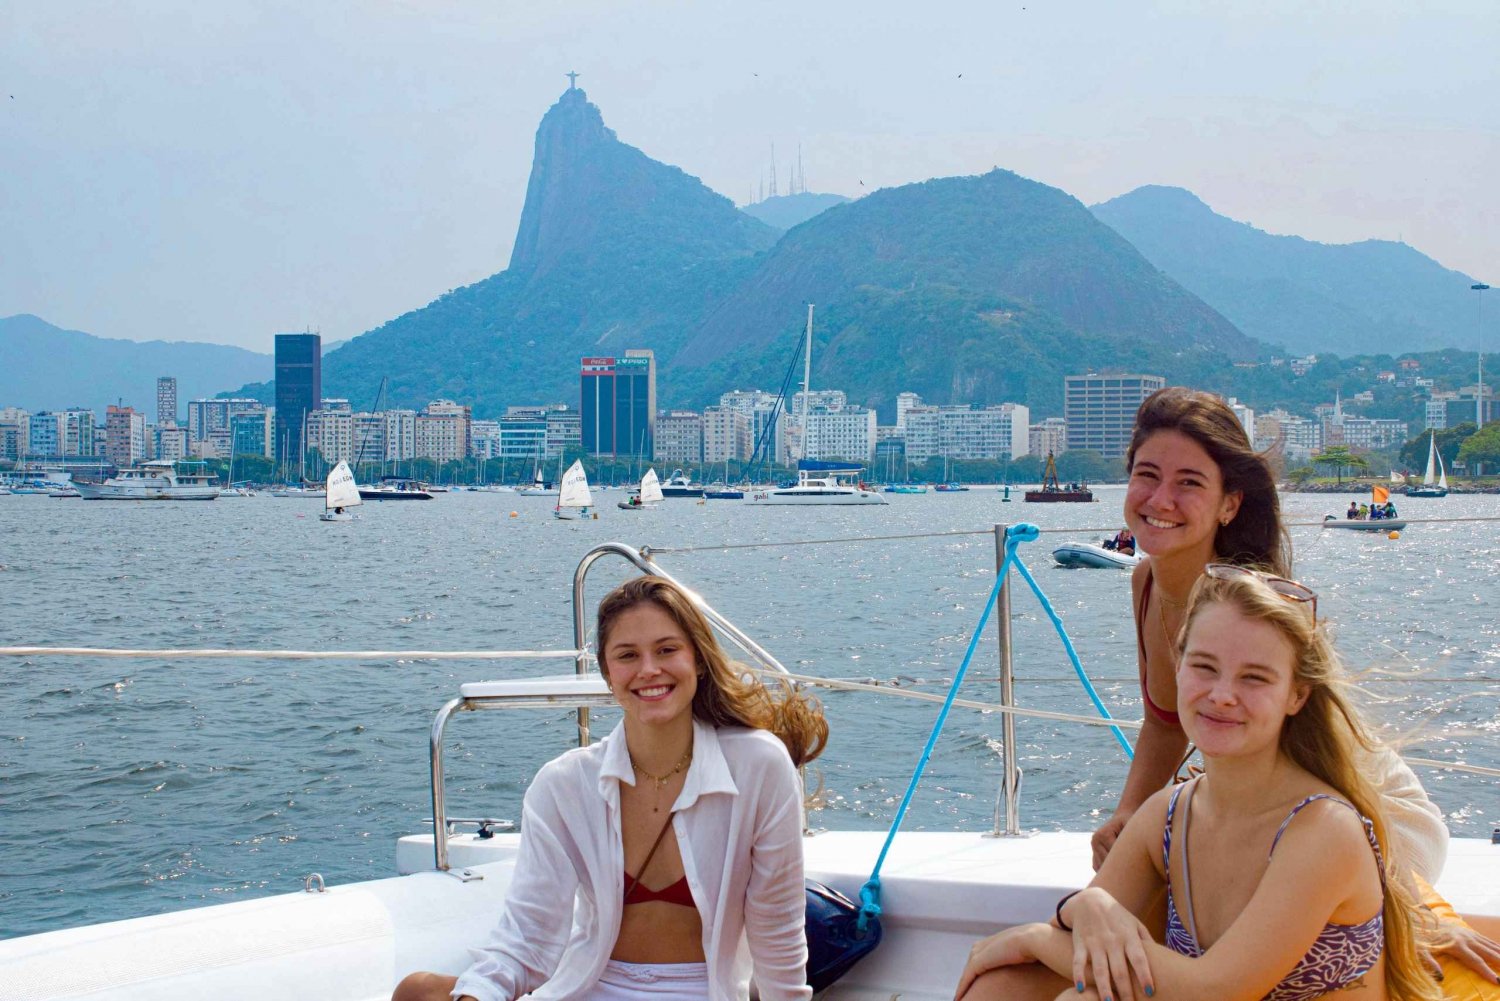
top-left (1398, 423), bottom-right (1476, 470)
top-left (1312, 446), bottom-right (1368, 483)
top-left (1457, 424), bottom-right (1500, 475)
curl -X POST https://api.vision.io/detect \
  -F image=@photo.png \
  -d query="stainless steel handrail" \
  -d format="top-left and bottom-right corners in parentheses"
top-left (429, 542), bottom-right (795, 874)
top-left (991, 524), bottom-right (1023, 837)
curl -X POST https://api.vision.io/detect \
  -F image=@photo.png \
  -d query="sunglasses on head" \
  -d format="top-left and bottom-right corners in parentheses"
top-left (1204, 563), bottom-right (1318, 621)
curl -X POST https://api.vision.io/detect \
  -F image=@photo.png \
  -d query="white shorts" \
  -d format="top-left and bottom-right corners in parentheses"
top-left (577, 960), bottom-right (710, 1001)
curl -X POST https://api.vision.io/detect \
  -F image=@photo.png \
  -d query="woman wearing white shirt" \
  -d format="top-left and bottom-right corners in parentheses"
top-left (393, 576), bottom-right (828, 1001)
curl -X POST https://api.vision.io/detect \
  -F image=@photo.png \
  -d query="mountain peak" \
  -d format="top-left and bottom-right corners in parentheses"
top-left (508, 88), bottom-right (775, 279)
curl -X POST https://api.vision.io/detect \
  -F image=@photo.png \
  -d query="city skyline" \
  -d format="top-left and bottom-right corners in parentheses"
top-left (4, 3), bottom-right (1495, 353)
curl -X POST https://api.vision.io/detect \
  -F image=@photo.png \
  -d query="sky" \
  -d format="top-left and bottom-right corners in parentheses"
top-left (3, 1), bottom-right (1497, 354)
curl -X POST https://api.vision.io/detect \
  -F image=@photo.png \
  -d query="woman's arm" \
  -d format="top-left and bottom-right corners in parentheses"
top-left (451, 773), bottom-right (582, 1001)
top-left (1092, 711), bottom-right (1187, 869)
top-left (743, 748), bottom-right (814, 1001)
top-left (1041, 801), bottom-right (1384, 1001)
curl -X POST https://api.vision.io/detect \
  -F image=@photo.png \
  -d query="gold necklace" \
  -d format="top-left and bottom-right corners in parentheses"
top-left (632, 748), bottom-right (692, 803)
top-left (1155, 592), bottom-right (1179, 647)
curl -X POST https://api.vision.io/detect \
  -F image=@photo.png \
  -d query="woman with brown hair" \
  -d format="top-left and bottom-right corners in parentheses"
top-left (393, 575), bottom-right (827, 1001)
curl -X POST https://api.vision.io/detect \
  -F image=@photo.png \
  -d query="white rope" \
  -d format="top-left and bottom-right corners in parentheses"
top-left (1402, 756), bottom-right (1500, 779)
top-left (754, 667), bottom-right (1144, 730)
top-left (0, 646), bottom-right (586, 661)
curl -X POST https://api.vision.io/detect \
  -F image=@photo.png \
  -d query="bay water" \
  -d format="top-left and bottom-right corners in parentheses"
top-left (2, 486), bottom-right (1497, 938)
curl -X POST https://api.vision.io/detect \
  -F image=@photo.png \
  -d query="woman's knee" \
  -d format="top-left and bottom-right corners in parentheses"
top-left (391, 971), bottom-right (457, 1001)
top-left (960, 963), bottom-right (1070, 1001)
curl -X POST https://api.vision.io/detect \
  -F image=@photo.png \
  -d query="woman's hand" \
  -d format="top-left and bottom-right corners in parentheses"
top-left (1065, 887), bottom-right (1155, 1001)
top-left (1091, 810), bottom-right (1134, 871)
top-left (1432, 917), bottom-right (1500, 982)
top-left (954, 923), bottom-right (1045, 1000)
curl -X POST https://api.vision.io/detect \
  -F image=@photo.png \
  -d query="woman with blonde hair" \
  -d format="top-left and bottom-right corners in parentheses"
top-left (957, 568), bottom-right (1445, 1001)
top-left (394, 574), bottom-right (827, 1001)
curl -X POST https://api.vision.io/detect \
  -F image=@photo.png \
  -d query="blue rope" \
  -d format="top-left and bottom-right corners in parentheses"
top-left (856, 522), bottom-right (1130, 931)
top-left (1008, 552), bottom-right (1135, 758)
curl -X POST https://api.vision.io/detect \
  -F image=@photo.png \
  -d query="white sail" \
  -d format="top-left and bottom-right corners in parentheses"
top-left (325, 461), bottom-right (362, 510)
top-left (640, 468), bottom-right (664, 504)
top-left (1389, 470), bottom-right (1404, 484)
top-left (557, 460), bottom-right (593, 508)
top-left (1438, 451), bottom-right (1449, 490)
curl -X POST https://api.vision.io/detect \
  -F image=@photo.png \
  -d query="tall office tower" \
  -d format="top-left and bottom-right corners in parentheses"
top-left (580, 351), bottom-right (656, 458)
top-left (274, 333), bottom-right (322, 471)
top-left (1063, 373), bottom-right (1166, 459)
top-left (157, 377), bottom-right (178, 428)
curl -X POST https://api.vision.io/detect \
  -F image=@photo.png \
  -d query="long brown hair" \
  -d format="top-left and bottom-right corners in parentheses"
top-left (1127, 386), bottom-right (1291, 576)
top-left (595, 575), bottom-right (828, 767)
top-left (1179, 574), bottom-right (1441, 1001)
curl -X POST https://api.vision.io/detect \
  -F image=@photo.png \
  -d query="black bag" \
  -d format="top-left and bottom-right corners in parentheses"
top-left (805, 879), bottom-right (882, 991)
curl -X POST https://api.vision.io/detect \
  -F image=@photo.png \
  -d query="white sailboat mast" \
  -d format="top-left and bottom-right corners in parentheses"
top-left (801, 304), bottom-right (814, 461)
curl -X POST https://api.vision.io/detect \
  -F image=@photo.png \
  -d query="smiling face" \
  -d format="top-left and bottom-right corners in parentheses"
top-left (1176, 602), bottom-right (1307, 758)
top-left (1125, 429), bottom-right (1243, 562)
top-left (601, 602), bottom-right (700, 732)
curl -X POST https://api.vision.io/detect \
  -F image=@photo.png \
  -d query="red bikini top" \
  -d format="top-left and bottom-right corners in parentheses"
top-left (624, 873), bottom-right (696, 908)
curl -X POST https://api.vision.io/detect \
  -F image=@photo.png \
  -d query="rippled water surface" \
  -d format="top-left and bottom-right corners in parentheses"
top-left (2, 487), bottom-right (1497, 937)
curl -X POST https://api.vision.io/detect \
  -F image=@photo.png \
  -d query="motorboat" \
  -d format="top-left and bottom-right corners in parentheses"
top-left (319, 461), bottom-right (362, 522)
top-left (748, 460), bottom-right (887, 505)
top-left (659, 468), bottom-right (704, 498)
top-left (882, 483), bottom-right (927, 494)
top-left (702, 484), bottom-right (745, 499)
top-left (3, 543), bottom-right (1496, 1000)
top-left (74, 461), bottom-right (220, 501)
top-left (933, 482), bottom-right (969, 492)
top-left (359, 476), bottom-right (433, 501)
top-left (1051, 541), bottom-right (1143, 569)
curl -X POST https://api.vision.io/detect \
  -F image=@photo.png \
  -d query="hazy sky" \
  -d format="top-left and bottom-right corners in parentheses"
top-left (4, 1), bottom-right (1496, 353)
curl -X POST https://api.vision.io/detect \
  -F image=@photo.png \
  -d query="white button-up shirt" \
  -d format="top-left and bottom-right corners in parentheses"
top-left (452, 718), bottom-right (812, 1001)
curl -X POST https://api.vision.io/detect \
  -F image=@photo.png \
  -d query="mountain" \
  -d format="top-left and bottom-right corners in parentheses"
top-left (234, 91), bottom-right (1256, 420)
top-left (280, 86), bottom-right (779, 415)
top-left (676, 170), bottom-right (1255, 416)
top-left (1091, 186), bottom-right (1480, 356)
top-left (740, 192), bottom-right (850, 231)
top-left (0, 314), bottom-right (272, 414)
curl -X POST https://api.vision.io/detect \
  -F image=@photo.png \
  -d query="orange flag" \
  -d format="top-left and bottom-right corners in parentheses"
top-left (1373, 484), bottom-right (1390, 504)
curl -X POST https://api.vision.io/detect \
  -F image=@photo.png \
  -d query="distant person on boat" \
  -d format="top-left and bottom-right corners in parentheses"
top-left (1349, 502), bottom-right (1361, 520)
top-left (1111, 528), bottom-right (1136, 556)
top-left (956, 569), bottom-right (1450, 1001)
top-left (1386, 501), bottom-right (1399, 519)
top-left (393, 576), bottom-right (827, 1001)
top-left (1360, 503), bottom-right (1371, 519)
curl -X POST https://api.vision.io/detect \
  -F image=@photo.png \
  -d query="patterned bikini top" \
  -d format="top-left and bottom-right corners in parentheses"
top-left (1163, 779), bottom-right (1386, 1001)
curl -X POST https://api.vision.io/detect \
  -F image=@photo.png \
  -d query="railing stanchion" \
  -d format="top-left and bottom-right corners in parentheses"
top-left (992, 524), bottom-right (1022, 837)
top-left (430, 697), bottom-right (464, 872)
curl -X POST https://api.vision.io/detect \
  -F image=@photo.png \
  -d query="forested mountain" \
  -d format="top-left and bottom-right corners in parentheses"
top-left (740, 192), bottom-right (849, 231)
top-left (1092, 186), bottom-right (1481, 356)
top-left (0, 313), bottom-right (271, 413)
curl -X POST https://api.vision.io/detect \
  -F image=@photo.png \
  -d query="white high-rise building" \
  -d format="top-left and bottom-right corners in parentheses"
top-left (903, 404), bottom-right (1030, 461)
top-left (804, 407), bottom-right (877, 462)
top-left (156, 377), bottom-right (178, 428)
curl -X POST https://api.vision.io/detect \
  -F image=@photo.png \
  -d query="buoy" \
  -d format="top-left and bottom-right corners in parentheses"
top-left (510, 511), bottom-right (518, 518)
top-left (1388, 530), bottom-right (1400, 540)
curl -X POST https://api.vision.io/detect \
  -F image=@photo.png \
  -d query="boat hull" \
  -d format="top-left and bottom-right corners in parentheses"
top-left (319, 511), bottom-right (355, 522)
top-left (1024, 490), bottom-right (1094, 503)
top-left (749, 488), bottom-right (887, 505)
top-left (1052, 542), bottom-right (1143, 569)
top-left (358, 488), bottom-right (432, 501)
top-left (1323, 519), bottom-right (1408, 531)
top-left (76, 484), bottom-right (219, 501)
top-left (1405, 488), bottom-right (1448, 498)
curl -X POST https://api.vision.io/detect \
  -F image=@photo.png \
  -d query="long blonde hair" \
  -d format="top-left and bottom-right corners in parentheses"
top-left (1179, 574), bottom-right (1441, 1001)
top-left (595, 575), bottom-right (828, 767)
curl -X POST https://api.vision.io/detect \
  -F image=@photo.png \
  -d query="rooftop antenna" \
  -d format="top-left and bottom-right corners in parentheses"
top-left (797, 144), bottom-right (805, 194)
top-left (769, 143), bottom-right (778, 198)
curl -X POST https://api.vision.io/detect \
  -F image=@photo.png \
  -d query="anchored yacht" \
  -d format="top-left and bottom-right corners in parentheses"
top-left (749, 461), bottom-right (887, 505)
top-left (74, 461), bottom-right (220, 501)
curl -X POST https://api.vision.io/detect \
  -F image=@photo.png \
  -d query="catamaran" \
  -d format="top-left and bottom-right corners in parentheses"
top-left (319, 461), bottom-right (362, 522)
top-left (749, 460), bottom-right (887, 505)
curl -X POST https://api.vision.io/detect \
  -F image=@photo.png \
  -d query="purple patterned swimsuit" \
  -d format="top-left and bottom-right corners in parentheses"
top-left (1163, 778), bottom-right (1386, 1001)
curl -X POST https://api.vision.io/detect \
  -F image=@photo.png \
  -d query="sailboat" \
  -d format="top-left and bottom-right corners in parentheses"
top-left (319, 461), bottom-right (362, 522)
top-left (517, 464), bottom-right (556, 496)
top-left (1407, 431), bottom-right (1450, 498)
top-left (618, 468), bottom-right (664, 510)
top-left (553, 459), bottom-right (594, 520)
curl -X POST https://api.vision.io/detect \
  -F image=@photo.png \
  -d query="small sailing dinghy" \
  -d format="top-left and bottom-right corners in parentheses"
top-left (553, 460), bottom-right (594, 520)
top-left (618, 468), bottom-right (663, 510)
top-left (1407, 431), bottom-right (1449, 498)
top-left (319, 461), bottom-right (362, 522)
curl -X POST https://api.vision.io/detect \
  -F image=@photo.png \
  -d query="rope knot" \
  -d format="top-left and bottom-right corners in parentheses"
top-left (1007, 523), bottom-right (1041, 544)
